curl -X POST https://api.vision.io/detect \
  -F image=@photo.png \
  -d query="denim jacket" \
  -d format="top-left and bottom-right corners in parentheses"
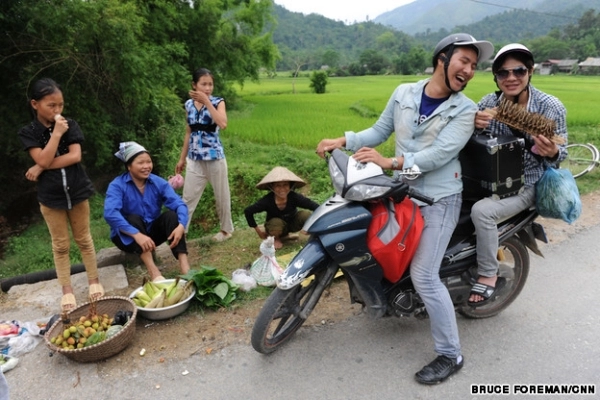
top-left (345, 79), bottom-right (477, 202)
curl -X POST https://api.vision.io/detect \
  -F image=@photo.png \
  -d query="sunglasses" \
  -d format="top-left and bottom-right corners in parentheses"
top-left (495, 66), bottom-right (529, 80)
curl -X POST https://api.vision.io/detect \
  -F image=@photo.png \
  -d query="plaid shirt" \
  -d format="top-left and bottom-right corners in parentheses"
top-left (478, 84), bottom-right (568, 187)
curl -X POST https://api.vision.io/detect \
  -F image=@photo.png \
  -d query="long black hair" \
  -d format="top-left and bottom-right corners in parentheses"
top-left (192, 68), bottom-right (213, 84)
top-left (28, 78), bottom-right (62, 118)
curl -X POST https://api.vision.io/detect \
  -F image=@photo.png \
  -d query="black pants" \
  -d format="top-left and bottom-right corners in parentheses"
top-left (111, 211), bottom-right (187, 259)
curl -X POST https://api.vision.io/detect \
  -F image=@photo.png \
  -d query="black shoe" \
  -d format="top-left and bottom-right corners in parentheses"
top-left (415, 355), bottom-right (464, 385)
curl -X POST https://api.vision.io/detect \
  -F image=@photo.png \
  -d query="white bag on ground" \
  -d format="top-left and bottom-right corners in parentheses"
top-left (250, 237), bottom-right (284, 287)
top-left (231, 269), bottom-right (257, 292)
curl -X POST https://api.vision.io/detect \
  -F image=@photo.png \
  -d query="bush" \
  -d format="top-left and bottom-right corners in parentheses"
top-left (309, 71), bottom-right (329, 94)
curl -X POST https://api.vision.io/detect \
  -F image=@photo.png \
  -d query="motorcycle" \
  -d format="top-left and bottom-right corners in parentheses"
top-left (251, 149), bottom-right (547, 354)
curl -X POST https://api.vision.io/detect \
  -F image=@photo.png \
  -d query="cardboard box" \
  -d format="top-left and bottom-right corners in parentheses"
top-left (460, 132), bottom-right (525, 201)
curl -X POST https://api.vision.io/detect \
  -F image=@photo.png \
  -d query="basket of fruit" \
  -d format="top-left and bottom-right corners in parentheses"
top-left (129, 278), bottom-right (195, 320)
top-left (44, 296), bottom-right (137, 363)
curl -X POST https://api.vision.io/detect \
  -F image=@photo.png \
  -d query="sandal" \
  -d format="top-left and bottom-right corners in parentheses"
top-left (88, 283), bottom-right (105, 301)
top-left (61, 293), bottom-right (77, 313)
top-left (467, 277), bottom-right (507, 307)
top-left (212, 231), bottom-right (232, 242)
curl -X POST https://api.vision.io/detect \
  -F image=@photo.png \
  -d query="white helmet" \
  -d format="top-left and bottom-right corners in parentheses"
top-left (493, 43), bottom-right (534, 71)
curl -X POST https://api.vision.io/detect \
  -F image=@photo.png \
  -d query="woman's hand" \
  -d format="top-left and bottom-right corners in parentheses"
top-left (316, 137), bottom-right (346, 158)
top-left (175, 159), bottom-right (186, 175)
top-left (532, 135), bottom-right (559, 158)
top-left (255, 227), bottom-right (267, 240)
top-left (25, 164), bottom-right (44, 181)
top-left (133, 233), bottom-right (156, 253)
top-left (189, 90), bottom-right (210, 107)
top-left (168, 223), bottom-right (186, 248)
top-left (475, 109), bottom-right (494, 130)
top-left (53, 114), bottom-right (69, 136)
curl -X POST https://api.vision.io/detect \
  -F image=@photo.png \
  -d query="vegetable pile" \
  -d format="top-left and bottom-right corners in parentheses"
top-left (181, 266), bottom-right (239, 309)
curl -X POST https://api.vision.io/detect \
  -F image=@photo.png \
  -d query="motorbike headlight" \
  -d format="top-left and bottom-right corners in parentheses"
top-left (344, 184), bottom-right (391, 201)
top-left (329, 158), bottom-right (345, 195)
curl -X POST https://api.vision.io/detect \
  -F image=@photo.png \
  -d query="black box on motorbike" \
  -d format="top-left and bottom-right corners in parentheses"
top-left (460, 131), bottom-right (525, 201)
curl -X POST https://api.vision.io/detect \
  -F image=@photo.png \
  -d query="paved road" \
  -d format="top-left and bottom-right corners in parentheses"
top-left (3, 224), bottom-right (600, 400)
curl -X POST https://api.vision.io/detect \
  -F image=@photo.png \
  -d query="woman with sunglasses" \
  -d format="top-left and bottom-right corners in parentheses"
top-left (468, 43), bottom-right (568, 306)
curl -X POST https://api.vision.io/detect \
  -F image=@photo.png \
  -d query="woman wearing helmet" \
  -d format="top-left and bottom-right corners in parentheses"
top-left (469, 44), bottom-right (568, 305)
top-left (317, 33), bottom-right (493, 385)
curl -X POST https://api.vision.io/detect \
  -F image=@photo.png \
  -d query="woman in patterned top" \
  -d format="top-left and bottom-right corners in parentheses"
top-left (17, 78), bottom-right (104, 312)
top-left (468, 44), bottom-right (568, 306)
top-left (175, 68), bottom-right (233, 242)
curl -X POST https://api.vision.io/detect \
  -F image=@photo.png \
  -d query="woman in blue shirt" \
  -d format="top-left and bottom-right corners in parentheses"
top-left (104, 142), bottom-right (190, 282)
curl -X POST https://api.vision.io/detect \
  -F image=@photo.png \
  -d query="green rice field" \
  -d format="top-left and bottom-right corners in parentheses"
top-left (229, 73), bottom-right (600, 150)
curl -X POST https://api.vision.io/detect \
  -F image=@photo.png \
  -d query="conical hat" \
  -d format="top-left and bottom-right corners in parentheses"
top-left (256, 166), bottom-right (306, 190)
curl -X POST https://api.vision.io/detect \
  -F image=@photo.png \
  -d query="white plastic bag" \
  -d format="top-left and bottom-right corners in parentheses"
top-left (231, 269), bottom-right (257, 292)
top-left (1, 320), bottom-right (43, 358)
top-left (250, 237), bottom-right (284, 286)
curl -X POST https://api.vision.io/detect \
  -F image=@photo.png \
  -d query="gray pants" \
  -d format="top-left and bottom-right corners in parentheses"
top-left (182, 158), bottom-right (234, 234)
top-left (471, 187), bottom-right (536, 277)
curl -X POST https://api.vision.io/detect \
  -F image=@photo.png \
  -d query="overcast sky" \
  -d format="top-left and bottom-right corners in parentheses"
top-left (274, 0), bottom-right (416, 24)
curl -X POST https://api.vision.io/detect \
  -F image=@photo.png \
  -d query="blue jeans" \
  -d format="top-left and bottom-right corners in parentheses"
top-left (410, 193), bottom-right (462, 359)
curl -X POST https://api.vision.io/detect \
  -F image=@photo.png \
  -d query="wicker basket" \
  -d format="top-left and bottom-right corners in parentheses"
top-left (44, 296), bottom-right (137, 363)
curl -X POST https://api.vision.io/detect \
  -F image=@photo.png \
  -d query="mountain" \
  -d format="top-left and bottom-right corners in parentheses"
top-left (270, 1), bottom-right (600, 71)
top-left (374, 0), bottom-right (600, 35)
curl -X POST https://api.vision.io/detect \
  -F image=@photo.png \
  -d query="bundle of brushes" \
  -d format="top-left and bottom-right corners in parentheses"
top-left (483, 97), bottom-right (565, 144)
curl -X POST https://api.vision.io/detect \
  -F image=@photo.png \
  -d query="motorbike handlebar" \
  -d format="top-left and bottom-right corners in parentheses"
top-left (407, 188), bottom-right (435, 205)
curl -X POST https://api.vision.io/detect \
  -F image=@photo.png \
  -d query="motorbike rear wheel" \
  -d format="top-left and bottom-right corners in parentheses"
top-left (251, 263), bottom-right (338, 354)
top-left (459, 236), bottom-right (529, 319)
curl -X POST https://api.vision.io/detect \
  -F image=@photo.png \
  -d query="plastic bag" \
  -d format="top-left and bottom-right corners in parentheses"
top-left (231, 269), bottom-right (257, 292)
top-left (535, 166), bottom-right (581, 224)
top-left (168, 174), bottom-right (184, 190)
top-left (1, 320), bottom-right (43, 358)
top-left (250, 237), bottom-right (284, 287)
top-left (0, 354), bottom-right (18, 373)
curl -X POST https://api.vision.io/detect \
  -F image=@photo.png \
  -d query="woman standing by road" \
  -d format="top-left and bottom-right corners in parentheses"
top-left (17, 78), bottom-right (104, 312)
top-left (176, 68), bottom-right (234, 242)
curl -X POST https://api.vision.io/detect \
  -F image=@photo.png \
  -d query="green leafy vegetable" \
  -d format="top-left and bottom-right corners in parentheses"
top-left (181, 266), bottom-right (239, 309)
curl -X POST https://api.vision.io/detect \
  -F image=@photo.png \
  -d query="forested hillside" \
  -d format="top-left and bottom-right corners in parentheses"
top-left (374, 0), bottom-right (600, 36)
top-left (271, 5), bottom-right (417, 71)
top-left (413, 0), bottom-right (600, 48)
top-left (272, 3), bottom-right (600, 73)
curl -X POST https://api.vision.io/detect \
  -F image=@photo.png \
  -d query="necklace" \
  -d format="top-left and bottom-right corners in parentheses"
top-left (134, 180), bottom-right (146, 191)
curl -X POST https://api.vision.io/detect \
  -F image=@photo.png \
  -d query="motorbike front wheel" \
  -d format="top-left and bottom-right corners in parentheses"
top-left (251, 262), bottom-right (338, 354)
top-left (459, 235), bottom-right (530, 319)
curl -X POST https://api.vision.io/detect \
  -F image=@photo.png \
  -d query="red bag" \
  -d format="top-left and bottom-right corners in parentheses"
top-left (367, 197), bottom-right (424, 283)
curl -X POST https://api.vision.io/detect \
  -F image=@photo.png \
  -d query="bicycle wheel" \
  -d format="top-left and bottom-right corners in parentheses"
top-left (564, 143), bottom-right (597, 178)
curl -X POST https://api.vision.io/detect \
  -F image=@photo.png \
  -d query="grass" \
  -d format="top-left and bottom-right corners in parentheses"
top-left (1, 73), bottom-right (599, 283)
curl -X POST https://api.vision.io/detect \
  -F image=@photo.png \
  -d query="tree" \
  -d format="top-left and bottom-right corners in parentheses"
top-left (394, 46), bottom-right (428, 75)
top-left (321, 49), bottom-right (341, 69)
top-left (0, 0), bottom-right (278, 214)
top-left (359, 49), bottom-right (390, 75)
